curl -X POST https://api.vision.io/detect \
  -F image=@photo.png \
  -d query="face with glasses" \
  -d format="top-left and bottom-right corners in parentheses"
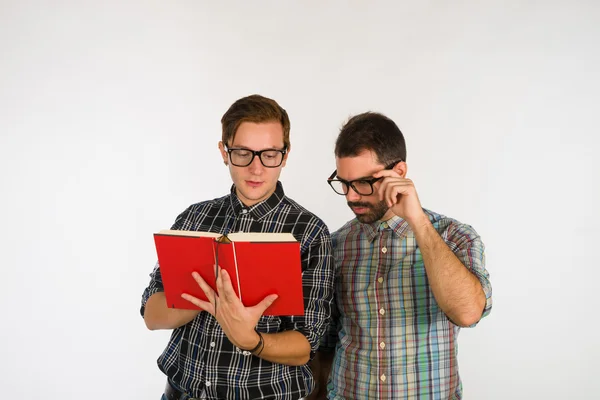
top-left (329, 151), bottom-right (405, 223)
top-left (219, 121), bottom-right (288, 207)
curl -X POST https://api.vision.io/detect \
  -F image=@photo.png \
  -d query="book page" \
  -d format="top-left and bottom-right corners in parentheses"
top-left (157, 229), bottom-right (221, 238)
top-left (226, 232), bottom-right (297, 242)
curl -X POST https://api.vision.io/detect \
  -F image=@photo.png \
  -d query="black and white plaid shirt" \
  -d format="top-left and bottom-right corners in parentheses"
top-left (141, 182), bottom-right (334, 399)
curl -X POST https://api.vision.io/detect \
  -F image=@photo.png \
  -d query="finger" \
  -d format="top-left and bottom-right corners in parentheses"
top-left (377, 177), bottom-right (390, 201)
top-left (387, 180), bottom-right (417, 205)
top-left (378, 177), bottom-right (401, 201)
top-left (181, 293), bottom-right (214, 314)
top-left (372, 169), bottom-right (401, 179)
top-left (384, 182), bottom-right (409, 207)
top-left (192, 271), bottom-right (218, 303)
top-left (217, 268), bottom-right (240, 303)
top-left (252, 294), bottom-right (279, 316)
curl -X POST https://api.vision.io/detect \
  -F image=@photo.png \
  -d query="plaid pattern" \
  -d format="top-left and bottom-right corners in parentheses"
top-left (141, 182), bottom-right (334, 400)
top-left (324, 209), bottom-right (492, 400)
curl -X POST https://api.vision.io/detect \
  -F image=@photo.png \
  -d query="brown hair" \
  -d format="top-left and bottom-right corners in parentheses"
top-left (335, 112), bottom-right (406, 164)
top-left (221, 94), bottom-right (291, 149)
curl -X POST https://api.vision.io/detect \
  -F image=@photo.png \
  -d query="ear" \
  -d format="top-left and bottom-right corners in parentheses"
top-left (218, 142), bottom-right (228, 165)
top-left (281, 145), bottom-right (291, 168)
top-left (394, 161), bottom-right (408, 178)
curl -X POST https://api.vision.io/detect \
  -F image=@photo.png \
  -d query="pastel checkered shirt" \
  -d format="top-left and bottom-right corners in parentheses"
top-left (323, 209), bottom-right (492, 399)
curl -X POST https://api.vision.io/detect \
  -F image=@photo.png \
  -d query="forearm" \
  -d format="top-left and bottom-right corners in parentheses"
top-left (253, 330), bottom-right (312, 366)
top-left (144, 292), bottom-right (201, 330)
top-left (412, 218), bottom-right (486, 326)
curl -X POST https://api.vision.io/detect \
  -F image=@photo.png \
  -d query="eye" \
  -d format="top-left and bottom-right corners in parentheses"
top-left (354, 180), bottom-right (371, 188)
top-left (262, 151), bottom-right (278, 159)
top-left (234, 149), bottom-right (251, 157)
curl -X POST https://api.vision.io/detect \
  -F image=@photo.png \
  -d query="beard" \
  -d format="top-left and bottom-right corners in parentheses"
top-left (347, 200), bottom-right (389, 224)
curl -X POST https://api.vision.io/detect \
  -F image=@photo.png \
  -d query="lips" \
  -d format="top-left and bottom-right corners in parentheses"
top-left (246, 180), bottom-right (263, 188)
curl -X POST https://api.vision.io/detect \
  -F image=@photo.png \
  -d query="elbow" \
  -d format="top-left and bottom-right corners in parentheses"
top-left (452, 302), bottom-right (485, 327)
top-left (453, 311), bottom-right (481, 327)
top-left (144, 315), bottom-right (159, 331)
top-left (290, 353), bottom-right (311, 366)
top-left (143, 310), bottom-right (165, 331)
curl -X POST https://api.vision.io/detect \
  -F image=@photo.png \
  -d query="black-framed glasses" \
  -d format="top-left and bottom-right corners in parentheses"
top-left (225, 146), bottom-right (287, 168)
top-left (327, 160), bottom-right (402, 196)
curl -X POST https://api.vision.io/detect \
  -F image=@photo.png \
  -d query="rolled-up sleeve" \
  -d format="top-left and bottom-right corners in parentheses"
top-left (281, 221), bottom-right (335, 357)
top-left (139, 262), bottom-right (164, 317)
top-left (140, 207), bottom-right (191, 317)
top-left (444, 222), bottom-right (493, 324)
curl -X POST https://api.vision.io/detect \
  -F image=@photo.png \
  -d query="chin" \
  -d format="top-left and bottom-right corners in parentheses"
top-left (356, 215), bottom-right (378, 224)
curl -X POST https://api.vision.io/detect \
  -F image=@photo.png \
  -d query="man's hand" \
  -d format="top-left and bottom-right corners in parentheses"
top-left (372, 169), bottom-right (428, 227)
top-left (181, 268), bottom-right (278, 349)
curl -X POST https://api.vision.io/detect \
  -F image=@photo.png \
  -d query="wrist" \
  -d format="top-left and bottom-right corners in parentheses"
top-left (237, 330), bottom-right (264, 357)
top-left (238, 329), bottom-right (262, 352)
top-left (407, 211), bottom-right (430, 230)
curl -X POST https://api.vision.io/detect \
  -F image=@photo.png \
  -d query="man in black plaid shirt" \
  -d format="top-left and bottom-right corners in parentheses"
top-left (141, 95), bottom-right (335, 400)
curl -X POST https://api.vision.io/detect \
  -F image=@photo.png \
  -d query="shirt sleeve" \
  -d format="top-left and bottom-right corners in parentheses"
top-left (139, 206), bottom-right (192, 317)
top-left (280, 220), bottom-right (335, 358)
top-left (443, 221), bottom-right (493, 325)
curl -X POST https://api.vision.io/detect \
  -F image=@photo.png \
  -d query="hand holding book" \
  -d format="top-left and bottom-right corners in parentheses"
top-left (181, 269), bottom-right (278, 350)
top-left (153, 229), bottom-right (305, 316)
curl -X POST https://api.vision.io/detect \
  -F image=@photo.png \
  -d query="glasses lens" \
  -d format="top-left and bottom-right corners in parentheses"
top-left (230, 149), bottom-right (253, 166)
top-left (329, 180), bottom-right (348, 195)
top-left (259, 150), bottom-right (284, 167)
top-left (352, 180), bottom-right (374, 195)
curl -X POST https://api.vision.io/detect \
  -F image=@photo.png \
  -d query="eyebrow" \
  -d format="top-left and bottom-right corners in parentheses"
top-left (228, 145), bottom-right (285, 151)
top-left (337, 173), bottom-right (377, 181)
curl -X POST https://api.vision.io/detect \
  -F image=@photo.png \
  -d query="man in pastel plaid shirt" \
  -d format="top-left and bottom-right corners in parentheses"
top-left (308, 112), bottom-right (492, 400)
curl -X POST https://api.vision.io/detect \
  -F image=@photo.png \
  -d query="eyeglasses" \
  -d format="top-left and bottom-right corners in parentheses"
top-left (327, 160), bottom-right (402, 196)
top-left (225, 146), bottom-right (287, 168)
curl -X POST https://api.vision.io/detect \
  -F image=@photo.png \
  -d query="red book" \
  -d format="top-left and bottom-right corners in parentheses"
top-left (153, 230), bottom-right (305, 316)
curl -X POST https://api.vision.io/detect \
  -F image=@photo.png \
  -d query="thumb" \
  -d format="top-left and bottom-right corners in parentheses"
top-left (254, 294), bottom-right (279, 314)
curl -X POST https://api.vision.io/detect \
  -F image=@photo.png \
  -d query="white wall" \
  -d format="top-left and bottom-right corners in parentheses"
top-left (1, 1), bottom-right (598, 398)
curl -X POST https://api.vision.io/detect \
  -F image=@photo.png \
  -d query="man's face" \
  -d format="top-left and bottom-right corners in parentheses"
top-left (219, 121), bottom-right (288, 207)
top-left (336, 151), bottom-right (393, 224)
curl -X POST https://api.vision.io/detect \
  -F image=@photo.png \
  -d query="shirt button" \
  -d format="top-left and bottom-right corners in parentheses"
top-left (210, 342), bottom-right (215, 347)
top-left (379, 308), bottom-right (385, 315)
top-left (206, 381), bottom-right (211, 387)
top-left (381, 247), bottom-right (387, 253)
top-left (380, 374), bottom-right (386, 382)
top-left (241, 209), bottom-right (248, 214)
top-left (378, 277), bottom-right (384, 283)
top-left (380, 342), bottom-right (386, 349)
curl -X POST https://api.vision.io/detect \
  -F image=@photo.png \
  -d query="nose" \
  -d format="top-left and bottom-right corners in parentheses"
top-left (248, 154), bottom-right (264, 175)
top-left (345, 188), bottom-right (361, 202)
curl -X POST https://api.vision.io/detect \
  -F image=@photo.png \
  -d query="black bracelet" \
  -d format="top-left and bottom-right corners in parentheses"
top-left (238, 330), bottom-right (263, 356)
top-left (255, 338), bottom-right (265, 357)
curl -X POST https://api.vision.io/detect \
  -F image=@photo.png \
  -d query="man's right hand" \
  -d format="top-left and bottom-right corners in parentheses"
top-left (143, 292), bottom-right (201, 330)
top-left (181, 268), bottom-right (278, 350)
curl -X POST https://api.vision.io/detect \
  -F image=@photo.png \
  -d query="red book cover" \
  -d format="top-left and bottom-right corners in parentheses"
top-left (153, 230), bottom-right (305, 316)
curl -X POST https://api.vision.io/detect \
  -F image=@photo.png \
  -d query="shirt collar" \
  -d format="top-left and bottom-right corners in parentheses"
top-left (361, 214), bottom-right (411, 242)
top-left (229, 181), bottom-right (286, 220)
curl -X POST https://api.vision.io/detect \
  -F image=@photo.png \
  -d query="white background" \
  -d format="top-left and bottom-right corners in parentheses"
top-left (1, 1), bottom-right (598, 399)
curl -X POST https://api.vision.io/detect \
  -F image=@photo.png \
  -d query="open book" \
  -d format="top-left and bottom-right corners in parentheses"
top-left (153, 230), bottom-right (305, 316)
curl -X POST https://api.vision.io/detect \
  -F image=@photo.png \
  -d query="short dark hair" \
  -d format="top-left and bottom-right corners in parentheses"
top-left (334, 112), bottom-right (406, 164)
top-left (221, 94), bottom-right (291, 149)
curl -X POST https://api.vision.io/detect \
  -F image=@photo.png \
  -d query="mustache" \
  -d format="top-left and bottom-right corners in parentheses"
top-left (348, 202), bottom-right (372, 208)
